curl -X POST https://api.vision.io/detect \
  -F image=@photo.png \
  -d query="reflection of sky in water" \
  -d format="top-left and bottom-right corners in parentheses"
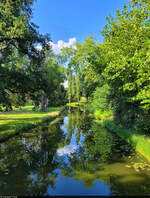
top-left (60, 116), bottom-right (85, 150)
top-left (60, 117), bottom-right (68, 134)
top-left (47, 115), bottom-right (111, 196)
top-left (45, 170), bottom-right (110, 196)
top-left (58, 116), bottom-right (85, 166)
top-left (57, 144), bottom-right (77, 156)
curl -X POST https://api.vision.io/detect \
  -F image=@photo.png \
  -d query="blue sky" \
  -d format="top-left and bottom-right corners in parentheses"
top-left (32, 0), bottom-right (128, 46)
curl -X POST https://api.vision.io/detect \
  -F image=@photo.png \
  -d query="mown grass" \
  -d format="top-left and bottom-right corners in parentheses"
top-left (0, 104), bottom-right (63, 142)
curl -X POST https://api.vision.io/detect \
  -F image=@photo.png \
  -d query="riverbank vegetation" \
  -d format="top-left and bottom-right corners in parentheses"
top-left (62, 0), bottom-right (150, 160)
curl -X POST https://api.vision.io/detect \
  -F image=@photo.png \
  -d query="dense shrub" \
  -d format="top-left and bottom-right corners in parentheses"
top-left (90, 84), bottom-right (111, 112)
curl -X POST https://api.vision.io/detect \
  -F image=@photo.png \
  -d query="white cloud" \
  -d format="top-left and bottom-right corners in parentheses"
top-left (36, 45), bottom-right (42, 51)
top-left (57, 144), bottom-right (77, 156)
top-left (63, 80), bottom-right (68, 88)
top-left (49, 37), bottom-right (77, 54)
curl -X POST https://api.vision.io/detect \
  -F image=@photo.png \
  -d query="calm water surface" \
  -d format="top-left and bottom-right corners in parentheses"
top-left (0, 108), bottom-right (150, 196)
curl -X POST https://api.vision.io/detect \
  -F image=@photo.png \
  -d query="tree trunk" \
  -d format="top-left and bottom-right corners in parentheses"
top-left (40, 92), bottom-right (47, 112)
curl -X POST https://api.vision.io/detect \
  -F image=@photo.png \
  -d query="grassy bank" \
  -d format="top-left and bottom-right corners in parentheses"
top-left (92, 109), bottom-right (150, 162)
top-left (103, 119), bottom-right (150, 162)
top-left (0, 104), bottom-right (63, 142)
top-left (94, 109), bottom-right (150, 162)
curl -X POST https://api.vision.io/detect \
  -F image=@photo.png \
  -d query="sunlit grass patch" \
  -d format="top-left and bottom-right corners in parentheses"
top-left (0, 104), bottom-right (63, 141)
top-left (67, 102), bottom-right (79, 107)
top-left (21, 105), bottom-right (34, 111)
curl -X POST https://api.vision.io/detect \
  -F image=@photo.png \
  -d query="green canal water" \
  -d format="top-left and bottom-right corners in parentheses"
top-left (0, 108), bottom-right (150, 196)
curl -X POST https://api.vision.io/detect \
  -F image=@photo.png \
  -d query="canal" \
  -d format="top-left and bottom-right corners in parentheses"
top-left (0, 108), bottom-right (150, 196)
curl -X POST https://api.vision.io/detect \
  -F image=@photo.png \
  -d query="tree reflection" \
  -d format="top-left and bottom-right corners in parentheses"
top-left (0, 124), bottom-right (64, 196)
top-left (58, 109), bottom-right (135, 190)
top-left (83, 123), bottom-right (113, 162)
top-left (1, 109), bottom-right (150, 196)
top-left (57, 116), bottom-right (114, 188)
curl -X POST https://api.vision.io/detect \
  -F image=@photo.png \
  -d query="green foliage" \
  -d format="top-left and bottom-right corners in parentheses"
top-left (61, 37), bottom-right (103, 103)
top-left (100, 0), bottom-right (150, 129)
top-left (42, 51), bottom-right (66, 107)
top-left (90, 84), bottom-right (111, 112)
top-left (2, 0), bottom-right (150, 135)
top-left (94, 110), bottom-right (102, 120)
top-left (94, 110), bottom-right (112, 122)
top-left (67, 0), bottom-right (150, 133)
top-left (0, 0), bottom-right (51, 110)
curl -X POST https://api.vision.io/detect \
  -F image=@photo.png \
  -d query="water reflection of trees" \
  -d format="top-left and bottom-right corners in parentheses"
top-left (65, 108), bottom-right (92, 145)
top-left (58, 108), bottom-right (141, 192)
top-left (1, 109), bottom-right (150, 196)
top-left (58, 124), bottom-right (114, 184)
top-left (58, 109), bottom-right (115, 188)
top-left (0, 124), bottom-right (64, 196)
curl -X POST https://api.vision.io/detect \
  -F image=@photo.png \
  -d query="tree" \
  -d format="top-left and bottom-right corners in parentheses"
top-left (57, 47), bottom-right (75, 103)
top-left (45, 52), bottom-right (66, 108)
top-left (71, 38), bottom-right (105, 100)
top-left (29, 50), bottom-right (66, 112)
top-left (61, 37), bottom-right (104, 102)
top-left (0, 0), bottom-right (51, 110)
top-left (101, 0), bottom-right (150, 128)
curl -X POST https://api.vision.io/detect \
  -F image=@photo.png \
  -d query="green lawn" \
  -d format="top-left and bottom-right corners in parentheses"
top-left (0, 104), bottom-right (63, 141)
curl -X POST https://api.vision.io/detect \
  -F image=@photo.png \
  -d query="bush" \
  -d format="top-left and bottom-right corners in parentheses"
top-left (84, 103), bottom-right (94, 113)
top-left (94, 109), bottom-right (101, 120)
top-left (90, 84), bottom-right (111, 113)
top-left (94, 110), bottom-right (113, 122)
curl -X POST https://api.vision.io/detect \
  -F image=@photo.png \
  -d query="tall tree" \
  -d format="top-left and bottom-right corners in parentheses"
top-left (0, 0), bottom-right (51, 109)
top-left (101, 0), bottom-right (150, 127)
